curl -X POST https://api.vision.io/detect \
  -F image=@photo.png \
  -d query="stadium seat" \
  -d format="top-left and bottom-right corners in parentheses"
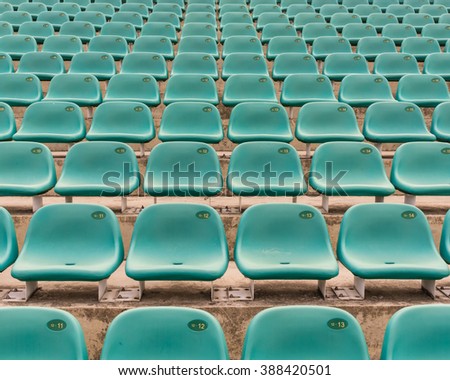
top-left (342, 24), bottom-right (377, 45)
top-left (40, 0), bottom-right (60, 9)
top-left (59, 21), bottom-right (96, 43)
top-left (287, 5), bottom-right (316, 21)
top-left (184, 12), bottom-right (216, 27)
top-left (373, 53), bottom-right (420, 81)
top-left (140, 22), bottom-right (178, 43)
top-left (235, 204), bottom-right (338, 298)
top-left (0, 102), bottom-right (15, 140)
top-left (386, 5), bottom-right (415, 22)
top-left (311, 37), bottom-right (352, 61)
top-left (144, 141), bottom-right (223, 197)
top-left (296, 102), bottom-right (364, 156)
top-left (125, 0), bottom-right (153, 9)
top-left (293, 13), bottom-right (326, 32)
top-left (120, 53), bottom-right (167, 81)
top-left (272, 53), bottom-right (319, 81)
top-left (302, 24), bottom-right (338, 45)
top-left (13, 101), bottom-right (86, 143)
top-left (281, 74), bottom-right (336, 108)
top-left (0, 207), bottom-right (17, 272)
top-left (0, 141), bottom-right (55, 211)
top-left (330, 13), bottom-right (362, 32)
top-left (261, 24), bottom-right (296, 45)
top-left (133, 36), bottom-right (175, 60)
top-left (111, 11), bottom-right (143, 29)
top-left (220, 24), bottom-right (258, 44)
top-left (120, 3), bottom-right (149, 19)
top-left (422, 24), bottom-right (450, 45)
top-left (440, 210), bottom-right (450, 263)
top-left (320, 4), bottom-right (349, 22)
top-left (186, 4), bottom-right (215, 14)
top-left (310, 142), bottom-right (395, 211)
top-left (256, 12), bottom-right (289, 32)
top-left (400, 37), bottom-right (440, 62)
top-left (366, 13), bottom-right (398, 33)
top-left (373, 0), bottom-right (396, 10)
top-left (18, 21), bottom-right (54, 43)
top-left (250, 0), bottom-right (277, 11)
top-left (84, 2), bottom-right (115, 17)
top-left (281, 0), bottom-right (307, 11)
top-left (382, 24), bottom-right (417, 46)
top-left (405, 0), bottom-right (431, 12)
top-left (68, 0), bottom-right (90, 10)
top-left (363, 102), bottom-right (435, 151)
top-left (252, 4), bottom-right (281, 19)
top-left (74, 11), bottom-right (107, 31)
top-left (353, 4), bottom-right (382, 22)
top-left (0, 3), bottom-right (12, 13)
top-left (227, 141), bottom-right (306, 199)
top-left (177, 36), bottom-right (219, 60)
top-left (0, 53), bottom-right (12, 74)
top-left (228, 102), bottom-right (292, 143)
top-left (42, 35), bottom-right (83, 60)
top-left (0, 73), bottom-right (42, 106)
top-left (403, 13), bottom-right (434, 33)
top-left (396, 74), bottom-right (450, 107)
top-left (36, 11), bottom-right (69, 31)
top-left (220, 12), bottom-right (253, 30)
top-left (391, 142), bottom-right (450, 205)
top-left (223, 75), bottom-right (277, 107)
top-left (18, 3), bottom-right (47, 20)
top-left (100, 22), bottom-right (137, 43)
top-left (181, 23), bottom-right (217, 41)
top-left (164, 74), bottom-right (219, 105)
top-left (381, 305), bottom-right (450, 360)
top-left (159, 102), bottom-right (223, 143)
top-left (11, 203), bottom-right (124, 301)
top-left (219, 5), bottom-right (249, 18)
top-left (419, 5), bottom-right (447, 21)
top-left (3, 0), bottom-right (27, 10)
top-left (153, 3), bottom-right (183, 17)
top-left (222, 53), bottom-right (268, 80)
top-left (103, 74), bottom-right (160, 106)
top-left (88, 36), bottom-right (128, 61)
top-left (311, 0), bottom-right (338, 8)
top-left (0, 11), bottom-right (32, 31)
top-left (266, 36), bottom-right (308, 61)
top-left (0, 35), bottom-right (37, 60)
top-left (16, 52), bottom-right (64, 80)
top-left (171, 53), bottom-right (218, 80)
top-left (147, 12), bottom-right (180, 31)
top-left (101, 307), bottom-right (229, 359)
top-left (440, 13), bottom-right (450, 23)
top-left (431, 102), bottom-right (450, 142)
top-left (222, 36), bottom-right (264, 59)
top-left (338, 74), bottom-right (395, 107)
top-left (241, 306), bottom-right (369, 359)
top-left (0, 307), bottom-right (87, 359)
top-left (323, 53), bottom-right (370, 81)
top-left (68, 52), bottom-right (116, 80)
top-left (52, 3), bottom-right (82, 19)
top-left (357, 37), bottom-right (397, 61)
top-left (0, 22), bottom-right (13, 37)
top-left (337, 203), bottom-right (450, 298)
top-left (342, 0), bottom-right (369, 11)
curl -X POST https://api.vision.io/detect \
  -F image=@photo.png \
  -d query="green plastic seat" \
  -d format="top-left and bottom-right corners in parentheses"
top-left (220, 24), bottom-right (258, 44)
top-left (0, 11), bottom-right (32, 31)
top-left (184, 12), bottom-right (216, 27)
top-left (440, 210), bottom-right (450, 263)
top-left (261, 24), bottom-right (296, 45)
top-left (391, 142), bottom-right (450, 202)
top-left (0, 141), bottom-right (56, 197)
top-left (111, 11), bottom-right (143, 29)
top-left (36, 11), bottom-right (69, 31)
top-left (17, 52), bottom-right (64, 80)
top-left (436, 0), bottom-right (450, 8)
top-left (144, 142), bottom-right (223, 197)
top-left (42, 35), bottom-right (83, 60)
top-left (0, 73), bottom-right (42, 106)
top-left (40, 0), bottom-right (60, 9)
top-left (431, 102), bottom-right (450, 141)
top-left (311, 36), bottom-right (352, 61)
top-left (440, 13), bottom-right (450, 23)
top-left (3, 0), bottom-right (27, 10)
top-left (293, 12), bottom-right (325, 31)
top-left (281, 74), bottom-right (336, 107)
top-left (400, 37), bottom-right (440, 62)
top-left (227, 141), bottom-right (307, 196)
top-left (228, 102), bottom-right (292, 143)
top-left (420, 4), bottom-right (447, 21)
top-left (330, 13), bottom-right (362, 32)
top-left (133, 36), bottom-right (175, 60)
top-left (222, 36), bottom-right (263, 59)
top-left (0, 2), bottom-right (12, 13)
top-left (302, 23), bottom-right (338, 44)
top-left (186, 4), bottom-right (215, 14)
top-left (273, 53), bottom-right (318, 81)
top-left (381, 305), bottom-right (450, 360)
top-left (311, 0), bottom-right (337, 8)
top-left (55, 141), bottom-right (140, 197)
top-left (266, 36), bottom-right (308, 61)
top-left (0, 102), bottom-right (16, 140)
top-left (125, 0), bottom-right (153, 10)
top-left (0, 307), bottom-right (87, 359)
top-left (159, 102), bottom-right (223, 143)
top-left (93, 0), bottom-right (122, 10)
top-left (52, 3), bottom-right (82, 20)
top-left (155, 0), bottom-right (184, 11)
top-left (220, 12), bottom-right (253, 30)
top-left (219, 4), bottom-right (249, 18)
top-left (120, 3), bottom-right (150, 19)
top-left (0, 207), bottom-right (17, 272)
top-left (140, 22), bottom-right (177, 43)
top-left (366, 13), bottom-right (398, 33)
top-left (338, 203), bottom-right (450, 298)
top-left (181, 23), bottom-right (217, 41)
top-left (323, 53), bottom-right (370, 81)
top-left (374, 0), bottom-right (399, 11)
top-left (18, 21), bottom-right (54, 43)
top-left (101, 307), bottom-right (229, 360)
top-left (342, 24), bottom-right (377, 45)
top-left (356, 36), bottom-right (396, 61)
top-left (296, 102), bottom-right (363, 149)
top-left (18, 3), bottom-right (47, 20)
top-left (363, 101), bottom-right (435, 149)
top-left (281, 0), bottom-right (307, 11)
top-left (74, 11), bottom-right (107, 31)
top-left (104, 74), bottom-right (160, 106)
top-left (353, 4), bottom-right (382, 22)
top-left (373, 53), bottom-right (420, 81)
top-left (177, 36), bottom-right (219, 60)
top-left (405, 0), bottom-right (431, 11)
top-left (0, 35), bottom-right (37, 60)
top-left (120, 53), bottom-right (167, 80)
top-left (396, 74), bottom-right (450, 107)
top-left (88, 35), bottom-right (128, 60)
top-left (68, 52), bottom-right (116, 80)
top-left (171, 53), bottom-right (218, 80)
top-left (386, 4), bottom-right (415, 22)
top-left (13, 101), bottom-right (86, 143)
top-left (320, 4), bottom-right (348, 22)
top-left (339, 74), bottom-right (395, 107)
top-left (59, 21), bottom-right (96, 43)
top-left (100, 22), bottom-right (137, 43)
top-left (252, 4), bottom-right (281, 20)
top-left (222, 53), bottom-right (268, 80)
top-left (11, 203), bottom-right (124, 300)
top-left (0, 21), bottom-right (13, 37)
top-left (382, 24), bottom-right (417, 46)
top-left (223, 75), bottom-right (277, 107)
top-left (85, 3), bottom-right (115, 18)
top-left (250, 0), bottom-right (277, 11)
top-left (87, 101), bottom-right (154, 145)
top-left (69, 0), bottom-right (91, 10)
top-left (45, 74), bottom-right (102, 106)
top-left (147, 12), bottom-right (180, 30)
top-left (235, 204), bottom-right (338, 297)
top-left (164, 74), bottom-right (218, 105)
top-left (256, 13), bottom-right (289, 32)
top-left (242, 306), bottom-right (369, 360)
top-left (422, 24), bottom-right (450, 45)
top-left (342, 0), bottom-right (369, 11)
top-left (220, 0), bottom-right (247, 7)
top-left (403, 13), bottom-right (434, 33)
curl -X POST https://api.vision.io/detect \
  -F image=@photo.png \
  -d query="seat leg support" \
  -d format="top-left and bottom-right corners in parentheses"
top-left (422, 279), bottom-right (436, 299)
top-left (354, 276), bottom-right (365, 299)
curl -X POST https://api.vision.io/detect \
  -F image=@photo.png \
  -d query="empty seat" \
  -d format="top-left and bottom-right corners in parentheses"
top-left (422, 24), bottom-right (450, 45)
top-left (227, 141), bottom-right (306, 197)
top-left (186, 4), bottom-right (215, 14)
top-left (266, 36), bottom-right (308, 61)
top-left (241, 306), bottom-right (369, 360)
top-left (74, 11), bottom-right (107, 31)
top-left (42, 35), bottom-right (83, 60)
top-left (400, 37), bottom-right (440, 61)
top-left (220, 23), bottom-right (258, 43)
top-left (17, 52), bottom-right (65, 80)
top-left (69, 52), bottom-right (116, 81)
top-left (382, 24), bottom-right (417, 46)
top-left (440, 210), bottom-right (450, 263)
top-left (420, 4), bottom-right (447, 21)
top-left (337, 203), bottom-right (450, 298)
top-left (272, 53), bottom-right (319, 81)
top-left (287, 4), bottom-right (316, 20)
top-left (0, 11), bottom-right (32, 31)
top-left (403, 13), bottom-right (434, 33)
top-left (111, 11), bottom-right (143, 29)
top-left (396, 74), bottom-right (450, 107)
top-left (424, 53), bottom-right (450, 81)
top-left (13, 101), bottom-right (86, 143)
top-left (133, 36), bottom-right (175, 60)
top-left (164, 74), bottom-right (219, 105)
top-left (52, 3), bottom-right (82, 19)
top-left (261, 24), bottom-right (296, 45)
top-left (0, 21), bottom-right (13, 37)
top-left (251, 0), bottom-right (277, 11)
top-left (11, 203), bottom-right (124, 300)
top-left (330, 13), bottom-right (362, 32)
top-left (219, 4), bottom-right (248, 17)
top-left (353, 4), bottom-right (382, 22)
top-left (281, 74), bottom-right (336, 107)
top-left (147, 12), bottom-right (180, 30)
top-left (144, 141), bottom-right (223, 197)
top-left (222, 53), bottom-right (268, 80)
top-left (153, 3), bottom-right (183, 17)
top-left (103, 74), bottom-right (159, 106)
top-left (0, 73), bottom-right (42, 106)
top-left (0, 102), bottom-right (16, 140)
top-left (0, 35), bottom-right (37, 60)
top-left (391, 142), bottom-right (450, 204)
top-left (59, 21), bottom-right (96, 43)
top-left (302, 23), bottom-right (338, 45)
top-left (101, 307), bottom-right (228, 359)
top-left (120, 3), bottom-right (149, 19)
top-left (223, 75), bottom-right (277, 107)
top-left (235, 204), bottom-right (338, 298)
top-left (293, 13), bottom-right (326, 31)
top-left (405, 0), bottom-right (431, 11)
top-left (0, 207), bottom-right (17, 272)
top-left (18, 21), bottom-right (54, 43)
top-left (120, 53), bottom-right (167, 81)
top-left (357, 37), bottom-right (397, 61)
top-left (184, 12), bottom-right (216, 27)
top-left (88, 35), bottom-right (128, 60)
top-left (177, 36), bottom-right (219, 60)
top-left (366, 13), bottom-right (398, 33)
top-left (342, 24), bottom-right (377, 45)
top-left (320, 4), bottom-right (348, 22)
top-left (181, 23), bottom-right (217, 41)
top-left (253, 4), bottom-right (281, 19)
top-left (84, 3), bottom-right (116, 17)
top-left (339, 74), bottom-right (395, 107)
top-left (171, 53), bottom-right (218, 80)
top-left (381, 305), bottom-right (450, 360)
top-left (386, 4), bottom-right (415, 21)
top-left (431, 102), bottom-right (450, 141)
top-left (256, 12), bottom-right (289, 32)
top-left (310, 142), bottom-right (395, 211)
top-left (323, 53), bottom-right (370, 81)
top-left (159, 102), bottom-right (223, 143)
top-left (311, 36), bottom-right (352, 61)
top-left (18, 3), bottom-right (47, 20)
top-left (222, 36), bottom-right (263, 59)
top-left (373, 53), bottom-right (420, 81)
top-left (36, 11), bottom-right (69, 31)
top-left (100, 22), bottom-right (137, 43)
top-left (0, 307), bottom-right (87, 359)
top-left (140, 22), bottom-right (177, 43)
top-left (228, 102), bottom-right (292, 143)
top-left (220, 12), bottom-right (253, 30)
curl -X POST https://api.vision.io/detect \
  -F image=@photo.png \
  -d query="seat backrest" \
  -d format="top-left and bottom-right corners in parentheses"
top-left (0, 206), bottom-right (17, 272)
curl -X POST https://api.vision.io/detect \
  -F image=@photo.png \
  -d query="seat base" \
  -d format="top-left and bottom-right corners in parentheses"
top-left (322, 194), bottom-right (385, 213)
top-left (1, 281), bottom-right (38, 302)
